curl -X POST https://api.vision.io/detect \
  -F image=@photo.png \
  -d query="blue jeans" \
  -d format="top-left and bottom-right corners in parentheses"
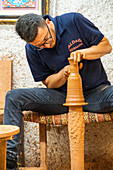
top-left (3, 84), bottom-right (113, 159)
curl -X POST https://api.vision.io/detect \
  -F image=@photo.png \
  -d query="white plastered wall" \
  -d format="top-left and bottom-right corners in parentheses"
top-left (0, 0), bottom-right (113, 169)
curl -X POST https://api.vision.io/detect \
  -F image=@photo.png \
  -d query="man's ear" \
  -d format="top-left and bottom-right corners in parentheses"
top-left (46, 18), bottom-right (50, 24)
top-left (46, 18), bottom-right (53, 27)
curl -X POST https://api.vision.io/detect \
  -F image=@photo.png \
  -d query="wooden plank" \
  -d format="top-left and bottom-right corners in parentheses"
top-left (0, 60), bottom-right (12, 109)
top-left (0, 115), bottom-right (3, 123)
top-left (39, 124), bottom-right (48, 170)
top-left (0, 110), bottom-right (3, 123)
top-left (0, 19), bottom-right (17, 23)
top-left (0, 139), bottom-right (7, 170)
top-left (0, 109), bottom-right (4, 115)
top-left (0, 125), bottom-right (19, 138)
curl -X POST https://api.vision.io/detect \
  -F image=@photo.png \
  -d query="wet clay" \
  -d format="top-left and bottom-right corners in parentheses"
top-left (64, 53), bottom-right (87, 170)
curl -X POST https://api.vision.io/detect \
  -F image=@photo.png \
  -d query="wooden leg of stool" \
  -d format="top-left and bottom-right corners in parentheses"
top-left (0, 139), bottom-right (7, 170)
top-left (39, 123), bottom-right (47, 170)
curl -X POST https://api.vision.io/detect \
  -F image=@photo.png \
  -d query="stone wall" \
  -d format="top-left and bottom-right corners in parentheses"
top-left (0, 0), bottom-right (113, 169)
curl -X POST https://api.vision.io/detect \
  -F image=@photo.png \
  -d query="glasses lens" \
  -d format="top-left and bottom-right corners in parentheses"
top-left (35, 24), bottom-right (53, 51)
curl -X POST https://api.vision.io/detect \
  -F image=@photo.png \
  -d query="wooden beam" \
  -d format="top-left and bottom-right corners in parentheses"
top-left (0, 110), bottom-right (4, 123)
top-left (39, 124), bottom-right (48, 170)
top-left (0, 60), bottom-right (12, 109)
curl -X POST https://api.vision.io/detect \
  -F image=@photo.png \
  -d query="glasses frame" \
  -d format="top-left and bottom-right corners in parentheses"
top-left (37, 23), bottom-right (53, 51)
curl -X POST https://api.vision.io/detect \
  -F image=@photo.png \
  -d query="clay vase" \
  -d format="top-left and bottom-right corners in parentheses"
top-left (64, 52), bottom-right (87, 170)
top-left (64, 52), bottom-right (87, 106)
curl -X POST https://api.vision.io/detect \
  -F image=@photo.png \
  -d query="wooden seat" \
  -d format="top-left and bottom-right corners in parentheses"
top-left (23, 111), bottom-right (113, 125)
top-left (23, 110), bottom-right (113, 169)
top-left (0, 125), bottom-right (19, 170)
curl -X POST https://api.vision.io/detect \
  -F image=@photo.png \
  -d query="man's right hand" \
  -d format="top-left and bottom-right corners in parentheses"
top-left (62, 65), bottom-right (70, 80)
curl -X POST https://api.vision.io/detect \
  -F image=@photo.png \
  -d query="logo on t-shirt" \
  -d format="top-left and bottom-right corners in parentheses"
top-left (68, 38), bottom-right (83, 52)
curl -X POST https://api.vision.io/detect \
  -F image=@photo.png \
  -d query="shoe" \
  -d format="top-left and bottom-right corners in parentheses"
top-left (6, 151), bottom-right (19, 170)
top-left (6, 158), bottom-right (19, 170)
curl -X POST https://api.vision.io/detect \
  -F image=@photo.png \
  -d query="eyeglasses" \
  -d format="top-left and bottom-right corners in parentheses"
top-left (36, 23), bottom-right (53, 51)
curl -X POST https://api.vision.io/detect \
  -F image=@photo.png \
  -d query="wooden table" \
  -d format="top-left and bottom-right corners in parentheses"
top-left (0, 125), bottom-right (20, 170)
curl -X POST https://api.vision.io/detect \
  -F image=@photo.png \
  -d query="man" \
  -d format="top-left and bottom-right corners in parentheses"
top-left (4, 12), bottom-right (112, 169)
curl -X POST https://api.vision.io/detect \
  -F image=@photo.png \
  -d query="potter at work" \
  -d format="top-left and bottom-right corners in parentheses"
top-left (3, 12), bottom-right (113, 169)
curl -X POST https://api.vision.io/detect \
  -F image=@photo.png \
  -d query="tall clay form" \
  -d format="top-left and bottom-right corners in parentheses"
top-left (64, 52), bottom-right (87, 170)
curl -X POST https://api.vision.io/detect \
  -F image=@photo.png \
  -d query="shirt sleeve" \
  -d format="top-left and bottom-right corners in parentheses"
top-left (74, 13), bottom-right (104, 47)
top-left (25, 44), bottom-right (54, 82)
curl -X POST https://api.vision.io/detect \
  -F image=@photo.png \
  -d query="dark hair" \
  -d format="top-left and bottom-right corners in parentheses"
top-left (16, 13), bottom-right (46, 42)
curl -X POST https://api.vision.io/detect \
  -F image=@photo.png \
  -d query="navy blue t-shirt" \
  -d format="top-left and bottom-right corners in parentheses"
top-left (25, 12), bottom-right (110, 93)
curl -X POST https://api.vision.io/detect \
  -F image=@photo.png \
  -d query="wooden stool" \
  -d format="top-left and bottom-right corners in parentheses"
top-left (0, 125), bottom-right (20, 170)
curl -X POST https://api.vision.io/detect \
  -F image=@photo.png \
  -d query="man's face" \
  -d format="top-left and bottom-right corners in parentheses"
top-left (30, 21), bottom-right (56, 50)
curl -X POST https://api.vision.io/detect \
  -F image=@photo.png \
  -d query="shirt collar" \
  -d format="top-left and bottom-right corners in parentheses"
top-left (43, 15), bottom-right (66, 43)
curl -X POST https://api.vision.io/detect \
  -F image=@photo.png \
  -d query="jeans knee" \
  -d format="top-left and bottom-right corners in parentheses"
top-left (5, 89), bottom-right (22, 102)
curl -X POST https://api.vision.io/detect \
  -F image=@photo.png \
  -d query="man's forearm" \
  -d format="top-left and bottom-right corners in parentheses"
top-left (42, 65), bottom-right (70, 88)
top-left (76, 36), bottom-right (112, 60)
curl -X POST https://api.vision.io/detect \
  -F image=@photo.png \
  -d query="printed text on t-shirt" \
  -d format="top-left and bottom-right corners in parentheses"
top-left (68, 38), bottom-right (83, 52)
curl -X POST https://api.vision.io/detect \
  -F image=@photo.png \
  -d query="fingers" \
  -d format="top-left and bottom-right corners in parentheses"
top-left (64, 71), bottom-right (70, 79)
top-left (63, 65), bottom-right (70, 79)
top-left (74, 52), bottom-right (83, 63)
top-left (79, 63), bottom-right (83, 70)
top-left (70, 51), bottom-right (85, 63)
top-left (77, 53), bottom-right (82, 62)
